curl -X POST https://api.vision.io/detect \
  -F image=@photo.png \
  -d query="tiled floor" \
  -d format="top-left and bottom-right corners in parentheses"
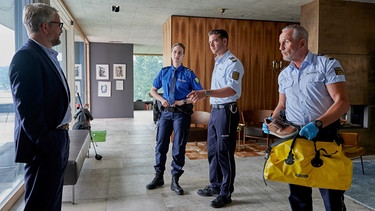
top-left (10, 111), bottom-right (374, 210)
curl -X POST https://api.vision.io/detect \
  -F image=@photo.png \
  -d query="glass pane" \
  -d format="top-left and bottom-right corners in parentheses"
top-left (133, 55), bottom-right (162, 102)
top-left (0, 0), bottom-right (25, 207)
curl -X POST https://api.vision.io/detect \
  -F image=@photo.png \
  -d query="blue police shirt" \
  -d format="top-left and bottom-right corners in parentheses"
top-left (210, 50), bottom-right (244, 104)
top-left (278, 51), bottom-right (346, 125)
top-left (153, 65), bottom-right (203, 101)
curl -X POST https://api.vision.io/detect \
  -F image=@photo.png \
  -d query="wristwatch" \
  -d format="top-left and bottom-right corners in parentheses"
top-left (205, 90), bottom-right (211, 97)
top-left (183, 99), bottom-right (187, 105)
top-left (314, 120), bottom-right (323, 129)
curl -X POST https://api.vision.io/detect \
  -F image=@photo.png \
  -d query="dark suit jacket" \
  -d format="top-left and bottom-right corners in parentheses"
top-left (9, 39), bottom-right (70, 163)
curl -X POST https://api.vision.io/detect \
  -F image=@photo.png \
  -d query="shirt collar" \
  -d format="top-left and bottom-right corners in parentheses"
top-left (30, 38), bottom-right (59, 59)
top-left (288, 51), bottom-right (313, 71)
top-left (171, 64), bottom-right (184, 72)
top-left (215, 50), bottom-right (231, 63)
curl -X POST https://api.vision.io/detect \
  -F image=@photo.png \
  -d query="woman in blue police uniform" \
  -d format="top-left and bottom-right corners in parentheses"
top-left (189, 29), bottom-right (244, 208)
top-left (147, 42), bottom-right (203, 195)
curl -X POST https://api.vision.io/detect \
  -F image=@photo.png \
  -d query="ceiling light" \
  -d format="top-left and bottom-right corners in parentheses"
top-left (112, 6), bottom-right (120, 12)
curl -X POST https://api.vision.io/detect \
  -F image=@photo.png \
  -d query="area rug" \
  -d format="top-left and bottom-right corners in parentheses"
top-left (345, 160), bottom-right (375, 210)
top-left (185, 140), bottom-right (267, 160)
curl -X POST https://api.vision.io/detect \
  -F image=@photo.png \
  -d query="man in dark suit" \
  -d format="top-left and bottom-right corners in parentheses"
top-left (9, 3), bottom-right (72, 210)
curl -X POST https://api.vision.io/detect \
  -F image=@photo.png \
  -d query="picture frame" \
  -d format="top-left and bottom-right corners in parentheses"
top-left (116, 80), bottom-right (123, 90)
top-left (96, 64), bottom-right (109, 80)
top-left (113, 64), bottom-right (126, 79)
top-left (74, 81), bottom-right (81, 96)
top-left (98, 81), bottom-right (111, 97)
top-left (74, 64), bottom-right (82, 80)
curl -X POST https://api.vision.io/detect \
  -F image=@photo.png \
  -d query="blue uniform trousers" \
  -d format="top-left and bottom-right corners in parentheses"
top-left (154, 110), bottom-right (191, 177)
top-left (289, 184), bottom-right (346, 211)
top-left (207, 107), bottom-right (239, 197)
top-left (24, 130), bottom-right (70, 211)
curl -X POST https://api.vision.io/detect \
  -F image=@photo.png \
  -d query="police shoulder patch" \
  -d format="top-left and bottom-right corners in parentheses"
top-left (229, 57), bottom-right (237, 62)
top-left (232, 71), bottom-right (240, 81)
top-left (194, 78), bottom-right (200, 84)
top-left (334, 67), bottom-right (344, 75)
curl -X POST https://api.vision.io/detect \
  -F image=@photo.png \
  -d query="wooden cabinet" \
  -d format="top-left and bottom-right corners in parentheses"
top-left (163, 16), bottom-right (294, 112)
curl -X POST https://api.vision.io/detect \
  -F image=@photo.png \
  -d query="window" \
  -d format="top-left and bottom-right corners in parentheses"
top-left (0, 1), bottom-right (25, 208)
top-left (133, 55), bottom-right (162, 101)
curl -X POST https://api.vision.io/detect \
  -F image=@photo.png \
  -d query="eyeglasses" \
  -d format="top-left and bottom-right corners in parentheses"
top-left (49, 21), bottom-right (64, 30)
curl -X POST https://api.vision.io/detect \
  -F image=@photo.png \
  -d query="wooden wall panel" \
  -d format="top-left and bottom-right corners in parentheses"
top-left (188, 17), bottom-right (207, 111)
top-left (221, 19), bottom-right (238, 56)
top-left (237, 20), bottom-right (252, 112)
top-left (162, 18), bottom-right (171, 66)
top-left (171, 16), bottom-right (189, 53)
top-left (262, 22), bottom-right (277, 109)
top-left (249, 21), bottom-right (264, 110)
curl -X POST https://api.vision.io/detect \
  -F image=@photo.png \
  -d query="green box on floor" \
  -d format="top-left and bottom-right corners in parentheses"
top-left (91, 130), bottom-right (107, 142)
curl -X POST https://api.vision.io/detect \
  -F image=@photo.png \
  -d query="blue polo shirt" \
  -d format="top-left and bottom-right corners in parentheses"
top-left (153, 65), bottom-right (203, 100)
top-left (278, 51), bottom-right (346, 125)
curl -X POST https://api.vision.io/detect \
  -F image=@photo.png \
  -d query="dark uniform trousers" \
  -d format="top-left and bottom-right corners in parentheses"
top-left (207, 105), bottom-right (239, 197)
top-left (289, 120), bottom-right (346, 211)
top-left (24, 129), bottom-right (70, 211)
top-left (154, 105), bottom-right (192, 177)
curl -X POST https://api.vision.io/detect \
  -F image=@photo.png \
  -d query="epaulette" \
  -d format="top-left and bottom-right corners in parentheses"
top-left (229, 57), bottom-right (237, 62)
top-left (185, 67), bottom-right (193, 72)
top-left (162, 66), bottom-right (171, 69)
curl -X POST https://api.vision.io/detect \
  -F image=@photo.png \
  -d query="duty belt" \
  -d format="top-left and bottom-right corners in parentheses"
top-left (162, 104), bottom-right (192, 113)
top-left (211, 102), bottom-right (236, 109)
top-left (211, 102), bottom-right (238, 114)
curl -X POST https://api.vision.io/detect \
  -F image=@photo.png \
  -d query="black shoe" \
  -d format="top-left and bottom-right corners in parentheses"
top-left (146, 173), bottom-right (164, 190)
top-left (211, 195), bottom-right (232, 208)
top-left (171, 176), bottom-right (184, 195)
top-left (197, 186), bottom-right (220, 197)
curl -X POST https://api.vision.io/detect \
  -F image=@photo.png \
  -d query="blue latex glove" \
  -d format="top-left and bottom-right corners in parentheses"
top-left (299, 122), bottom-right (319, 140)
top-left (262, 118), bottom-right (272, 134)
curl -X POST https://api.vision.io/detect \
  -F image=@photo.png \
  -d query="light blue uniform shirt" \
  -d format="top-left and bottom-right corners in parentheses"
top-left (210, 50), bottom-right (244, 104)
top-left (278, 51), bottom-right (346, 125)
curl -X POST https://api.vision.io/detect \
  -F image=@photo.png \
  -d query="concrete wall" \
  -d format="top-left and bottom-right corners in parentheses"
top-left (89, 43), bottom-right (134, 118)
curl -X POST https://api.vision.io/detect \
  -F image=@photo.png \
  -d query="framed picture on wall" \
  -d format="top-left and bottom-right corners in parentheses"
top-left (96, 64), bottom-right (109, 80)
top-left (113, 64), bottom-right (126, 79)
top-left (75, 81), bottom-right (81, 96)
top-left (74, 64), bottom-right (82, 80)
top-left (98, 81), bottom-right (111, 97)
top-left (116, 80), bottom-right (123, 90)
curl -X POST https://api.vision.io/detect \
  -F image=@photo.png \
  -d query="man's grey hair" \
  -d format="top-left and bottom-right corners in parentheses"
top-left (282, 24), bottom-right (309, 45)
top-left (23, 3), bottom-right (58, 34)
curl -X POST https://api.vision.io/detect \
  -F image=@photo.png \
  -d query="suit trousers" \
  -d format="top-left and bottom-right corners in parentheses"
top-left (23, 130), bottom-right (70, 211)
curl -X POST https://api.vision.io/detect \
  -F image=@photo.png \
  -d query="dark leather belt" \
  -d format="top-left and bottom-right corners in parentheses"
top-left (164, 107), bottom-right (179, 112)
top-left (162, 104), bottom-right (192, 113)
top-left (211, 102), bottom-right (236, 109)
top-left (56, 123), bottom-right (69, 130)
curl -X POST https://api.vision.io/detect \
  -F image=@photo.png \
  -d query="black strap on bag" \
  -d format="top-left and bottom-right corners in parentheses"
top-left (263, 130), bottom-right (340, 186)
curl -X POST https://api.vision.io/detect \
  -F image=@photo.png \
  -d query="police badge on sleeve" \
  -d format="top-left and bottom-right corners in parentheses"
top-left (232, 71), bottom-right (240, 81)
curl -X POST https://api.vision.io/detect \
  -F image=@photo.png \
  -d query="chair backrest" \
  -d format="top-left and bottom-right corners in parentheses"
top-left (191, 111), bottom-right (210, 128)
top-left (241, 109), bottom-right (274, 126)
top-left (339, 132), bottom-right (359, 147)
